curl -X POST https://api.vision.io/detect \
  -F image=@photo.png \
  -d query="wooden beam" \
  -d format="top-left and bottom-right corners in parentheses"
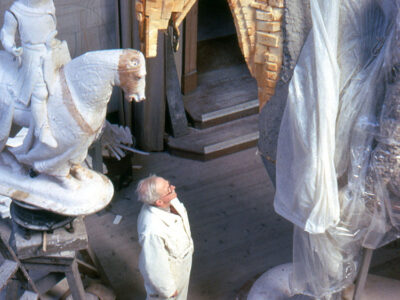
top-left (133, 33), bottom-right (166, 151)
top-left (165, 28), bottom-right (189, 137)
top-left (182, 1), bottom-right (198, 95)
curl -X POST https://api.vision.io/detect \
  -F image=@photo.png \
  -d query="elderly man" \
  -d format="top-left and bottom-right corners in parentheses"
top-left (136, 175), bottom-right (194, 300)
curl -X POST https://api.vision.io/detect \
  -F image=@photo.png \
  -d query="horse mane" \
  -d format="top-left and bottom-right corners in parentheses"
top-left (61, 49), bottom-right (124, 124)
top-left (66, 49), bottom-right (126, 73)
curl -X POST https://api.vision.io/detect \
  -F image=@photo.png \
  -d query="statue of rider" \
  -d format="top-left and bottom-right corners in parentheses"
top-left (0, 0), bottom-right (67, 148)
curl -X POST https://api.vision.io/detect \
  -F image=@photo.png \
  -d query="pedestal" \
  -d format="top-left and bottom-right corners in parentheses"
top-left (9, 217), bottom-right (92, 299)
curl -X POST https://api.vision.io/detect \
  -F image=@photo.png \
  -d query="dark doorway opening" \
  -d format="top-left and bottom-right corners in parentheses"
top-left (167, 0), bottom-right (259, 160)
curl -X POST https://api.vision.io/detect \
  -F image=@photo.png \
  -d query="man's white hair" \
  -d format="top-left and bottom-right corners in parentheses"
top-left (136, 174), bottom-right (161, 205)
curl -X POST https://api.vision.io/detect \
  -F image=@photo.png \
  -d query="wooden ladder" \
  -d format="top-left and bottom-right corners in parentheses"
top-left (0, 234), bottom-right (39, 299)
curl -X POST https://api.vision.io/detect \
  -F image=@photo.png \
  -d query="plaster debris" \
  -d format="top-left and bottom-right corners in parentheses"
top-left (113, 215), bottom-right (122, 225)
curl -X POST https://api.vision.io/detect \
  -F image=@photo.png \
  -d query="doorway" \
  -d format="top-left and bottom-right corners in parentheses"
top-left (167, 0), bottom-right (259, 160)
top-left (182, 0), bottom-right (258, 129)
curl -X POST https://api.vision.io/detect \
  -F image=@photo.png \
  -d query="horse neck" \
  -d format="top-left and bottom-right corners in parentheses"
top-left (63, 50), bottom-right (122, 124)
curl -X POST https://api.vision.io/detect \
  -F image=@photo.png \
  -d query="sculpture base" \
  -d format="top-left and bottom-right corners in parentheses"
top-left (247, 263), bottom-right (312, 300)
top-left (0, 164), bottom-right (113, 216)
top-left (10, 200), bottom-right (75, 231)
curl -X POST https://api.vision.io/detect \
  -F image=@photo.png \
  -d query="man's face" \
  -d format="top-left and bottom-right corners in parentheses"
top-left (155, 177), bottom-right (177, 209)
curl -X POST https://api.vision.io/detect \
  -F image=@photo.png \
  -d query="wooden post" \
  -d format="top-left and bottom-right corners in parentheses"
top-left (117, 0), bottom-right (133, 128)
top-left (65, 258), bottom-right (86, 300)
top-left (182, 2), bottom-right (198, 95)
top-left (133, 33), bottom-right (166, 151)
top-left (165, 26), bottom-right (189, 137)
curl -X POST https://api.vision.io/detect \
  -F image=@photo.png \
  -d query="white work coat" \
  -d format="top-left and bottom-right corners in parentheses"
top-left (138, 198), bottom-right (194, 300)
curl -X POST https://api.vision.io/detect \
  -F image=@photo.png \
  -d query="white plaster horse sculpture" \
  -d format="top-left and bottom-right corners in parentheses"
top-left (0, 49), bottom-right (146, 215)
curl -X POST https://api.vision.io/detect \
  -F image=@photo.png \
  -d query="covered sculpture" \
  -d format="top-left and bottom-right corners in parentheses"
top-left (271, 0), bottom-right (400, 298)
top-left (0, 0), bottom-right (146, 216)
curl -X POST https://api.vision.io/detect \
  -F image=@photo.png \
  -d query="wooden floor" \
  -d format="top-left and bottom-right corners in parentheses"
top-left (0, 147), bottom-right (398, 298)
top-left (85, 147), bottom-right (294, 300)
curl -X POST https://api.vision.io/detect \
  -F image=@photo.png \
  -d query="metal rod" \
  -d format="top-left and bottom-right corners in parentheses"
top-left (353, 248), bottom-right (374, 300)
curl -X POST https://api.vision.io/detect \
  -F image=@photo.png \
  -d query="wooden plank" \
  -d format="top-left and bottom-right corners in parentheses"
top-left (0, 234), bottom-right (40, 295)
top-left (0, 260), bottom-right (18, 289)
top-left (165, 28), bottom-right (189, 138)
top-left (183, 64), bottom-right (258, 125)
top-left (194, 99), bottom-right (259, 129)
top-left (22, 251), bottom-right (75, 266)
top-left (20, 291), bottom-right (38, 300)
top-left (65, 259), bottom-right (86, 300)
top-left (77, 258), bottom-right (99, 277)
top-left (182, 2), bottom-right (198, 94)
top-left (6, 280), bottom-right (19, 300)
top-left (167, 114), bottom-right (259, 160)
top-left (133, 33), bottom-right (166, 151)
top-left (80, 246), bottom-right (113, 287)
top-left (168, 114), bottom-right (258, 149)
top-left (12, 218), bottom-right (88, 260)
top-left (35, 272), bottom-right (65, 294)
top-left (117, 0), bottom-right (133, 128)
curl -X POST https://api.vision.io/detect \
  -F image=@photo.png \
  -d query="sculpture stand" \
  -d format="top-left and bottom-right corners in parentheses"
top-left (10, 200), bottom-right (75, 233)
top-left (0, 231), bottom-right (39, 299)
top-left (5, 215), bottom-right (107, 299)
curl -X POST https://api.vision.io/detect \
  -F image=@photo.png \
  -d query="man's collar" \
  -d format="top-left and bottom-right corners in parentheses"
top-left (158, 206), bottom-right (170, 213)
top-left (147, 198), bottom-right (180, 226)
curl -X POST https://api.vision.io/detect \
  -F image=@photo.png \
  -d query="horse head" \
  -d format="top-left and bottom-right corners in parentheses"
top-left (117, 49), bottom-right (146, 103)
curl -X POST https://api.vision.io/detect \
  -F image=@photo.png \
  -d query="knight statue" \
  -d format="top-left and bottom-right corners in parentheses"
top-left (1, 0), bottom-right (71, 148)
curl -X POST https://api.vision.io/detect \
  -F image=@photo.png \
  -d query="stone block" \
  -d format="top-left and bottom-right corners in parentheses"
top-left (265, 87), bottom-right (276, 95)
top-left (266, 79), bottom-right (277, 88)
top-left (267, 71), bottom-right (278, 80)
top-left (269, 0), bottom-right (285, 8)
top-left (266, 62), bottom-right (279, 71)
top-left (257, 21), bottom-right (281, 32)
top-left (255, 9), bottom-right (274, 22)
top-left (265, 52), bottom-right (278, 63)
top-left (254, 45), bottom-right (267, 64)
top-left (251, 2), bottom-right (270, 11)
top-left (257, 31), bottom-right (280, 48)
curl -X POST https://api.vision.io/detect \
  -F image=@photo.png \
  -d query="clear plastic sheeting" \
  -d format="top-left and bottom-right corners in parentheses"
top-left (274, 0), bottom-right (400, 298)
top-left (274, 0), bottom-right (341, 234)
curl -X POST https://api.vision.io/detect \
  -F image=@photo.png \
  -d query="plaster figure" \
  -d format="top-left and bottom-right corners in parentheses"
top-left (136, 175), bottom-right (194, 300)
top-left (0, 0), bottom-right (68, 148)
top-left (0, 1), bottom-right (147, 215)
